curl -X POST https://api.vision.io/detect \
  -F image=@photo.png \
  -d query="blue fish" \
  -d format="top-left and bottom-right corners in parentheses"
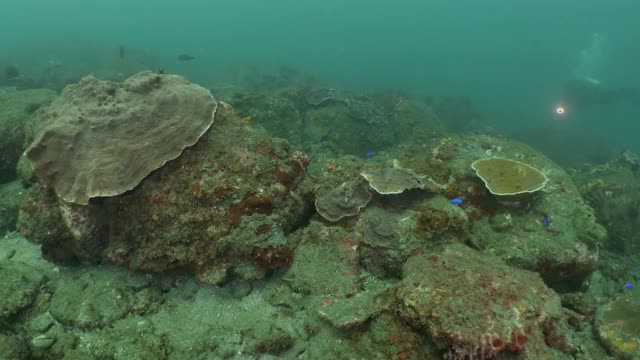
top-left (542, 215), bottom-right (549, 227)
top-left (625, 282), bottom-right (634, 289)
top-left (365, 151), bottom-right (374, 158)
top-left (450, 198), bottom-right (463, 205)
top-left (317, 135), bottom-right (330, 146)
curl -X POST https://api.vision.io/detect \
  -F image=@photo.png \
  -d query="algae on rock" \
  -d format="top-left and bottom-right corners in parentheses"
top-left (0, 89), bottom-right (56, 183)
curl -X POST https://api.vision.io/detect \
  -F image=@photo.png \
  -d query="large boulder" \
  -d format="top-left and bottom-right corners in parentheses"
top-left (415, 134), bottom-right (606, 292)
top-left (19, 73), bottom-right (309, 284)
top-left (397, 243), bottom-right (568, 359)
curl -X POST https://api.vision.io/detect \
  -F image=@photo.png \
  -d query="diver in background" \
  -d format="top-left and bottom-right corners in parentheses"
top-left (562, 78), bottom-right (639, 107)
top-left (560, 33), bottom-right (639, 109)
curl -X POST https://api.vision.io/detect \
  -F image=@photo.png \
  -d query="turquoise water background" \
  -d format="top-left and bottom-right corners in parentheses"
top-left (2, 0), bottom-right (639, 163)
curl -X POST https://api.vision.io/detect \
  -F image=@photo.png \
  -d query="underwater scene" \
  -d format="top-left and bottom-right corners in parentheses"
top-left (1, 0), bottom-right (640, 359)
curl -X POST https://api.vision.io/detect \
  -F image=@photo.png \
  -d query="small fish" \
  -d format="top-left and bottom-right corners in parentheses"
top-left (241, 116), bottom-right (253, 124)
top-left (450, 198), bottom-right (463, 205)
top-left (625, 282), bottom-right (634, 289)
top-left (316, 134), bottom-right (329, 146)
top-left (177, 54), bottom-right (195, 61)
top-left (365, 151), bottom-right (374, 157)
top-left (542, 215), bottom-right (549, 227)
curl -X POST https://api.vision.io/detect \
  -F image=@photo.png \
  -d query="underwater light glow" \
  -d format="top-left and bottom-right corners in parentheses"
top-left (555, 105), bottom-right (566, 115)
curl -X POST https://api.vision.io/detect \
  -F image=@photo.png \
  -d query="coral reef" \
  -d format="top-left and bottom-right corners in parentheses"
top-left (2, 70), bottom-right (622, 359)
top-left (229, 84), bottom-right (444, 157)
top-left (437, 135), bottom-right (606, 293)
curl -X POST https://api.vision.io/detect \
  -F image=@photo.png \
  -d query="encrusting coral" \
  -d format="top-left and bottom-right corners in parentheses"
top-left (315, 181), bottom-right (372, 222)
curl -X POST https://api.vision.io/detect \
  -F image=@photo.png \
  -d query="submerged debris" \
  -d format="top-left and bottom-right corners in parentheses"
top-left (361, 166), bottom-right (424, 194)
top-left (471, 158), bottom-right (548, 196)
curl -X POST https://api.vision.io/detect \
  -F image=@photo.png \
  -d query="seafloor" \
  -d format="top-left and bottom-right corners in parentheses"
top-left (1, 65), bottom-right (640, 360)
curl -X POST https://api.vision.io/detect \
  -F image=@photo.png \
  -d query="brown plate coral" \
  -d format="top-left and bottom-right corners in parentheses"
top-left (471, 157), bottom-right (548, 196)
top-left (25, 71), bottom-right (217, 205)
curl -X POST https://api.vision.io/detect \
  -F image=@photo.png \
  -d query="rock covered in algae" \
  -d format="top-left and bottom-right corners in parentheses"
top-left (317, 279), bottom-right (392, 328)
top-left (397, 243), bottom-right (566, 359)
top-left (315, 181), bottom-right (371, 222)
top-left (572, 158), bottom-right (640, 253)
top-left (304, 87), bottom-right (339, 106)
top-left (25, 71), bottom-right (217, 205)
top-left (284, 221), bottom-right (363, 297)
top-left (360, 166), bottom-right (424, 194)
top-left (0, 181), bottom-right (25, 234)
top-left (427, 135), bottom-right (604, 290)
top-left (595, 287), bottom-right (640, 358)
top-left (471, 157), bottom-right (548, 196)
top-left (18, 88), bottom-right (308, 283)
top-left (0, 89), bottom-right (56, 183)
top-left (19, 99), bottom-right (309, 284)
